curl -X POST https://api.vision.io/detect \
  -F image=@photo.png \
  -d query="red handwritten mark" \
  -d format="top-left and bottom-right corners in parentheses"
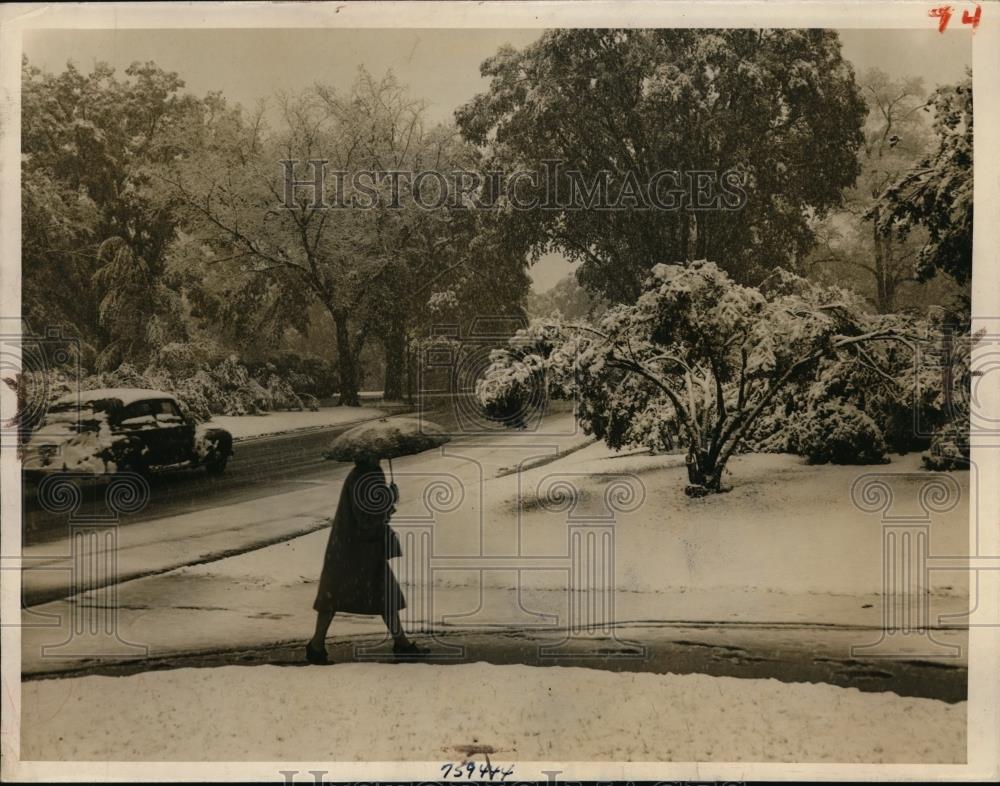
top-left (961, 5), bottom-right (982, 30)
top-left (930, 5), bottom-right (954, 32)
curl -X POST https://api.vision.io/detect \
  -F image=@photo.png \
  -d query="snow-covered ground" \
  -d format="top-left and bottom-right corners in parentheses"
top-left (13, 437), bottom-right (969, 763)
top-left (20, 663), bottom-right (965, 762)
top-left (21, 445), bottom-right (970, 671)
top-left (17, 436), bottom-right (971, 765)
top-left (206, 406), bottom-right (385, 440)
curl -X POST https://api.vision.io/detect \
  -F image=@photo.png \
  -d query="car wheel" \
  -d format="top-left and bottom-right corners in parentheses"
top-left (119, 451), bottom-right (147, 475)
top-left (205, 454), bottom-right (228, 476)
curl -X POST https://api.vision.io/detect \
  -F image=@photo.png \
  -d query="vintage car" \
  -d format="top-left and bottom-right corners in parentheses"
top-left (22, 388), bottom-right (233, 478)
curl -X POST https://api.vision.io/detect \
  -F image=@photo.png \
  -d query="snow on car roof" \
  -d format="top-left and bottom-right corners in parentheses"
top-left (55, 388), bottom-right (178, 407)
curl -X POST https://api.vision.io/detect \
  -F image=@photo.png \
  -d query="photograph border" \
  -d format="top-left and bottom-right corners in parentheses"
top-left (1, 1), bottom-right (997, 781)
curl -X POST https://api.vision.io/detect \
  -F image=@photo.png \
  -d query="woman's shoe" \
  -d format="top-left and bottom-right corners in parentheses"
top-left (392, 640), bottom-right (429, 658)
top-left (305, 642), bottom-right (329, 665)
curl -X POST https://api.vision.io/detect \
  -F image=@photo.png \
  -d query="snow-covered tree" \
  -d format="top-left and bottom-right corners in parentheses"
top-left (21, 58), bottom-right (199, 369)
top-left (804, 68), bottom-right (941, 313)
top-left (478, 261), bottom-right (921, 494)
top-left (156, 85), bottom-right (372, 402)
top-left (159, 71), bottom-right (529, 405)
top-left (873, 74), bottom-right (973, 287)
top-left (457, 29), bottom-right (867, 299)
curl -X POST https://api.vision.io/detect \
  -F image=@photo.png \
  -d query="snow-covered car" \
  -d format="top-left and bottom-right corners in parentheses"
top-left (22, 388), bottom-right (233, 478)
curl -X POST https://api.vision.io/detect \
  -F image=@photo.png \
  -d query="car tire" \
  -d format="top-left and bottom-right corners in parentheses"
top-left (118, 444), bottom-right (147, 475)
top-left (205, 454), bottom-right (228, 476)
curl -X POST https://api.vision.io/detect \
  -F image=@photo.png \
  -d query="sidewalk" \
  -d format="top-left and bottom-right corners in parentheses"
top-left (23, 622), bottom-right (967, 702)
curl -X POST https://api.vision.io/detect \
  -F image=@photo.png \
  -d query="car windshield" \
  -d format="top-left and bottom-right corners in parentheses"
top-left (122, 399), bottom-right (182, 421)
top-left (121, 399), bottom-right (183, 428)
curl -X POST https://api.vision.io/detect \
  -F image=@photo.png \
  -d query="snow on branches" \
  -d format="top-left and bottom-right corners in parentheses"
top-left (478, 260), bottom-right (925, 494)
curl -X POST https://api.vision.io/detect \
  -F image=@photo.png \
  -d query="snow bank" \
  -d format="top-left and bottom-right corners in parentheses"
top-left (20, 663), bottom-right (965, 762)
top-left (206, 406), bottom-right (385, 441)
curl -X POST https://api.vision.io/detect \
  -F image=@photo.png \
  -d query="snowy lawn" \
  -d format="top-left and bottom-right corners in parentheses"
top-left (206, 406), bottom-right (385, 440)
top-left (20, 663), bottom-right (965, 762)
top-left (500, 444), bottom-right (970, 597)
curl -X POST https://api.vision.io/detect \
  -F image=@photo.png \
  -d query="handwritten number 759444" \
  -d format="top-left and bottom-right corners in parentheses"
top-left (440, 760), bottom-right (515, 781)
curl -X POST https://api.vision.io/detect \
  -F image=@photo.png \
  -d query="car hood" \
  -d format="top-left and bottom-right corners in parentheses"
top-left (22, 426), bottom-right (124, 474)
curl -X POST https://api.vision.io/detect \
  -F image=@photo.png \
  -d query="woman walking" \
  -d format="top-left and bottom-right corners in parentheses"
top-left (306, 457), bottom-right (426, 664)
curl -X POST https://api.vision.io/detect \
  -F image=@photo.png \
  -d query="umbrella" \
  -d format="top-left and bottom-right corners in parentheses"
top-left (324, 417), bottom-right (450, 479)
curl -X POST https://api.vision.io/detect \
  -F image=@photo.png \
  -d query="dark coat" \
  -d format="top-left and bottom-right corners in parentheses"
top-left (313, 464), bottom-right (405, 615)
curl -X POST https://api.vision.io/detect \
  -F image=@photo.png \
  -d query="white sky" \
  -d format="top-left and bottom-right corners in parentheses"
top-left (23, 28), bottom-right (972, 292)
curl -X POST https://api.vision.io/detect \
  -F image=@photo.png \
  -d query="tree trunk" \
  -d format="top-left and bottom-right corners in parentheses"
top-left (680, 211), bottom-right (691, 261)
top-left (872, 209), bottom-right (893, 313)
top-left (334, 314), bottom-right (361, 407)
top-left (382, 323), bottom-right (406, 402)
top-left (685, 444), bottom-right (724, 496)
top-left (695, 212), bottom-right (709, 260)
top-left (404, 334), bottom-right (417, 404)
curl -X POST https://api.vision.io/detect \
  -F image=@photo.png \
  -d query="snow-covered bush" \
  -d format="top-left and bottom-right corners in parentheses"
top-left (208, 355), bottom-right (271, 415)
top-left (264, 373), bottom-right (304, 411)
top-left (78, 357), bottom-right (265, 420)
top-left (792, 401), bottom-right (889, 465)
top-left (151, 340), bottom-right (224, 380)
top-left (741, 311), bottom-right (972, 464)
top-left (479, 261), bottom-right (921, 493)
top-left (249, 351), bottom-right (338, 399)
top-left (757, 358), bottom-right (898, 463)
top-left (90, 362), bottom-right (157, 390)
top-left (299, 393), bottom-right (321, 412)
top-left (922, 425), bottom-right (969, 470)
top-left (25, 343), bottom-right (333, 430)
top-left (170, 373), bottom-right (216, 422)
top-left (478, 351), bottom-right (546, 427)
